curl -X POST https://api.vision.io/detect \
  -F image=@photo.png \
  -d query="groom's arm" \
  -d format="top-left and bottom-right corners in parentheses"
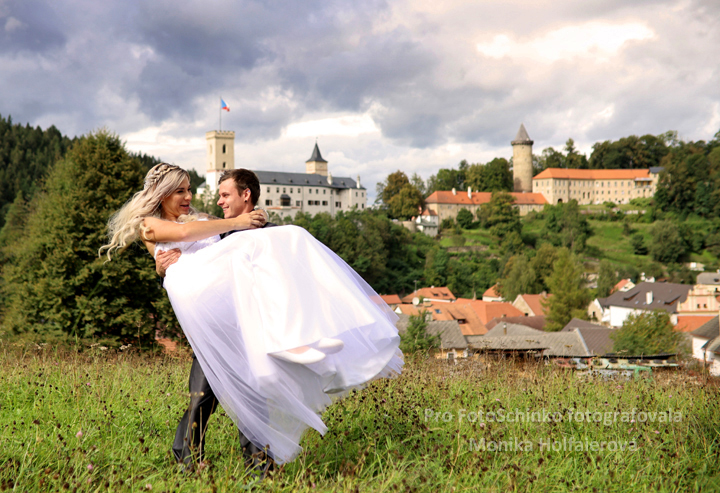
top-left (156, 248), bottom-right (181, 278)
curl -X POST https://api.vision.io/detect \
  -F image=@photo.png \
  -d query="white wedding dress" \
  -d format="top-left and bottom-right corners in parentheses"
top-left (156, 224), bottom-right (403, 464)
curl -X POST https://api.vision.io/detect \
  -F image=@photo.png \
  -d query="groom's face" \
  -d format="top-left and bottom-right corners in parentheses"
top-left (218, 179), bottom-right (253, 218)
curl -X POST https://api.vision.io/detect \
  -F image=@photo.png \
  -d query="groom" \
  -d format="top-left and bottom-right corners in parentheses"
top-left (156, 168), bottom-right (275, 475)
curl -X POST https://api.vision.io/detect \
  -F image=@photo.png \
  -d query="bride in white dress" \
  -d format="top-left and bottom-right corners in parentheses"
top-left (101, 163), bottom-right (403, 464)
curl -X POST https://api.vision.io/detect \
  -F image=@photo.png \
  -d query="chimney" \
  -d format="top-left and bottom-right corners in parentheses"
top-left (327, 171), bottom-right (333, 185)
top-left (452, 188), bottom-right (456, 195)
top-left (646, 291), bottom-right (653, 304)
top-left (468, 186), bottom-right (472, 198)
top-left (356, 175), bottom-right (361, 188)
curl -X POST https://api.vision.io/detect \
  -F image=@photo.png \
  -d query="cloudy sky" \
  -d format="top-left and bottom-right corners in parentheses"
top-left (2, 0), bottom-right (719, 199)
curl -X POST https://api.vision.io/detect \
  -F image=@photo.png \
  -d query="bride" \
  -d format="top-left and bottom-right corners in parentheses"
top-left (101, 163), bottom-right (402, 464)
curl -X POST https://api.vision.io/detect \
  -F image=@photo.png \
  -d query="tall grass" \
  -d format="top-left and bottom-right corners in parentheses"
top-left (1, 344), bottom-right (719, 492)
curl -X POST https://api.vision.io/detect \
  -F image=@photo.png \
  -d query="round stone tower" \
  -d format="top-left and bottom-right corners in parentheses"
top-left (511, 123), bottom-right (533, 193)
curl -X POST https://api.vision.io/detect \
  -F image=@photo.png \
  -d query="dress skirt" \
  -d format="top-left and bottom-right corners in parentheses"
top-left (161, 225), bottom-right (403, 464)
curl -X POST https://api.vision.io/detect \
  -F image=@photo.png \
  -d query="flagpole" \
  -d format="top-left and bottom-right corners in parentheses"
top-left (219, 97), bottom-right (222, 131)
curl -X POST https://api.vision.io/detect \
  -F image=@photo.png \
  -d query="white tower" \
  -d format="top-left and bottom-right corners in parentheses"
top-left (512, 124), bottom-right (533, 193)
top-left (205, 130), bottom-right (235, 194)
top-left (305, 142), bottom-right (328, 176)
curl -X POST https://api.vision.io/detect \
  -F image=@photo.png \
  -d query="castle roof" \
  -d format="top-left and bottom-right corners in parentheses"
top-left (425, 191), bottom-right (547, 206)
top-left (533, 168), bottom-right (652, 180)
top-left (511, 123), bottom-right (533, 145)
top-left (253, 170), bottom-right (364, 190)
top-left (306, 143), bottom-right (327, 163)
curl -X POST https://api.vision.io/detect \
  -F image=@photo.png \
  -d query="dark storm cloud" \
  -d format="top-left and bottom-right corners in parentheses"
top-left (0, 0), bottom-right (66, 54)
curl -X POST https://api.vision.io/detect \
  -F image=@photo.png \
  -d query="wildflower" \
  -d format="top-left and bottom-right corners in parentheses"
top-left (87, 464), bottom-right (94, 471)
top-left (100, 346), bottom-right (108, 351)
top-left (654, 430), bottom-right (660, 434)
top-left (145, 484), bottom-right (152, 490)
top-left (86, 382), bottom-right (91, 386)
top-left (479, 423), bottom-right (486, 429)
top-left (76, 431), bottom-right (83, 438)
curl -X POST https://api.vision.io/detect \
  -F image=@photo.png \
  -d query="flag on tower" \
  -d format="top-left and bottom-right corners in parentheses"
top-left (221, 98), bottom-right (230, 112)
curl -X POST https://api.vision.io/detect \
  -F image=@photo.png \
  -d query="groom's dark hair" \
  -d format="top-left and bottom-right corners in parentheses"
top-left (219, 169), bottom-right (260, 206)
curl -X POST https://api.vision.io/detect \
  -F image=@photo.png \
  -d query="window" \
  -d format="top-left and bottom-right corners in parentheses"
top-left (322, 201), bottom-right (328, 206)
top-left (266, 187), bottom-right (270, 193)
top-left (362, 192), bottom-right (364, 197)
top-left (355, 192), bottom-right (358, 197)
top-left (323, 189), bottom-right (326, 194)
top-left (290, 188), bottom-right (293, 193)
top-left (223, 162), bottom-right (226, 169)
top-left (308, 200), bottom-right (313, 206)
top-left (309, 189), bottom-right (312, 194)
top-left (335, 202), bottom-right (341, 208)
top-left (222, 144), bottom-right (226, 154)
top-left (296, 200), bottom-right (301, 207)
top-left (362, 204), bottom-right (365, 208)
top-left (283, 188), bottom-right (286, 193)
top-left (265, 199), bottom-right (272, 206)
top-left (316, 189), bottom-right (319, 194)
top-left (281, 196), bottom-right (291, 206)
top-left (276, 187), bottom-right (279, 193)
top-left (315, 200), bottom-right (320, 205)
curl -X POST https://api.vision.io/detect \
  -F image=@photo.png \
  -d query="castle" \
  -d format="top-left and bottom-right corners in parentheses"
top-left (203, 131), bottom-right (367, 219)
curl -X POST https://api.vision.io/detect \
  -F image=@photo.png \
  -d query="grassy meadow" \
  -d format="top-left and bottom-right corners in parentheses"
top-left (2, 343), bottom-right (720, 492)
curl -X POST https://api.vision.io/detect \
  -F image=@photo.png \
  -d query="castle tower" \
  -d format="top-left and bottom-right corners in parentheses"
top-left (305, 142), bottom-right (328, 176)
top-left (205, 130), bottom-right (235, 194)
top-left (512, 124), bottom-right (533, 193)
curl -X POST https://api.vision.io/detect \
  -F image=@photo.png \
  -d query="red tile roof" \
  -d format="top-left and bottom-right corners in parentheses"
top-left (453, 300), bottom-right (524, 324)
top-left (675, 315), bottom-right (716, 333)
top-left (401, 287), bottom-right (456, 304)
top-left (396, 301), bottom-right (486, 335)
top-left (517, 293), bottom-right (550, 317)
top-left (379, 294), bottom-right (402, 305)
top-left (483, 284), bottom-right (500, 298)
top-left (612, 279), bottom-right (631, 293)
top-left (421, 209), bottom-right (437, 216)
top-left (425, 191), bottom-right (547, 206)
top-left (533, 168), bottom-right (651, 180)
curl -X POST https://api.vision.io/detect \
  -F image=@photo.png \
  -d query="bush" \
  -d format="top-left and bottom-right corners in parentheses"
top-left (399, 312), bottom-right (441, 353)
top-left (611, 311), bottom-right (687, 356)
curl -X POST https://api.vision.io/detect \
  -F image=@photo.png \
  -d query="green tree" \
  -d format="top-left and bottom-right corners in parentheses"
top-left (537, 147), bottom-right (564, 170)
top-left (563, 138), bottom-right (587, 169)
top-left (540, 200), bottom-right (592, 253)
top-left (648, 220), bottom-right (686, 264)
top-left (630, 233), bottom-right (648, 255)
top-left (497, 254), bottom-right (540, 301)
top-left (426, 161), bottom-right (467, 195)
top-left (465, 158), bottom-right (513, 192)
top-left (611, 311), bottom-right (686, 356)
top-left (456, 208), bottom-right (475, 229)
top-left (478, 191), bottom-right (521, 239)
top-left (543, 248), bottom-right (590, 331)
top-left (376, 171), bottom-right (424, 219)
top-left (0, 130), bottom-right (179, 345)
top-left (400, 312), bottom-right (441, 353)
top-left (596, 260), bottom-right (618, 298)
top-left (529, 243), bottom-right (559, 292)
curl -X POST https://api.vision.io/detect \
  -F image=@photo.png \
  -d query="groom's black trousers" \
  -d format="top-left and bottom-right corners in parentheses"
top-left (172, 356), bottom-right (264, 465)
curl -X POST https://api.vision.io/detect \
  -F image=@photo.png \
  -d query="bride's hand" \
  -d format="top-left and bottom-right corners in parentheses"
top-left (234, 210), bottom-right (267, 230)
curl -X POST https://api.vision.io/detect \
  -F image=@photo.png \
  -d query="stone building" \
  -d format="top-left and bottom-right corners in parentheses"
top-left (512, 123), bottom-right (533, 193)
top-left (424, 189), bottom-right (547, 223)
top-left (202, 130), bottom-right (366, 218)
top-left (532, 168), bottom-right (661, 205)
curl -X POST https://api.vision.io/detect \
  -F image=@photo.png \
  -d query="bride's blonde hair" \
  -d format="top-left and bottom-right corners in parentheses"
top-left (100, 163), bottom-right (197, 260)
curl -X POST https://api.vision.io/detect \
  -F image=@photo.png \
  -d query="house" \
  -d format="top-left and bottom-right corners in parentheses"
top-left (425, 189), bottom-right (547, 223)
top-left (483, 323), bottom-right (543, 338)
top-left (612, 279), bottom-right (635, 294)
top-left (695, 272), bottom-right (720, 294)
top-left (415, 209), bottom-right (439, 236)
top-left (700, 337), bottom-right (720, 376)
top-left (675, 315), bottom-right (717, 333)
top-left (467, 331), bottom-right (591, 358)
top-left (599, 282), bottom-right (692, 327)
top-left (395, 314), bottom-right (469, 359)
top-left (560, 318), bottom-right (615, 356)
top-left (690, 317), bottom-right (719, 368)
top-left (512, 293), bottom-right (550, 317)
top-left (454, 299), bottom-right (525, 326)
top-left (401, 287), bottom-right (456, 304)
top-left (395, 300), bottom-right (486, 337)
top-left (587, 298), bottom-right (607, 324)
top-left (532, 168), bottom-right (661, 205)
top-left (485, 316), bottom-right (546, 332)
top-left (379, 294), bottom-right (402, 309)
top-left (482, 284), bottom-right (503, 302)
top-left (676, 286), bottom-right (720, 316)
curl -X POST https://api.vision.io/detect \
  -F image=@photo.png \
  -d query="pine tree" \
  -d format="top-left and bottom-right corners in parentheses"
top-left (542, 248), bottom-right (591, 331)
top-left (0, 130), bottom-right (179, 345)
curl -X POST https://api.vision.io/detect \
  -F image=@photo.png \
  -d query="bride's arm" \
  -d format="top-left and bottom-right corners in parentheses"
top-left (141, 210), bottom-right (266, 243)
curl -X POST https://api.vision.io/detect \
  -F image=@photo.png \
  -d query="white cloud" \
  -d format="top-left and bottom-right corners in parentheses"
top-left (284, 113), bottom-right (380, 138)
top-left (477, 22), bottom-right (655, 62)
